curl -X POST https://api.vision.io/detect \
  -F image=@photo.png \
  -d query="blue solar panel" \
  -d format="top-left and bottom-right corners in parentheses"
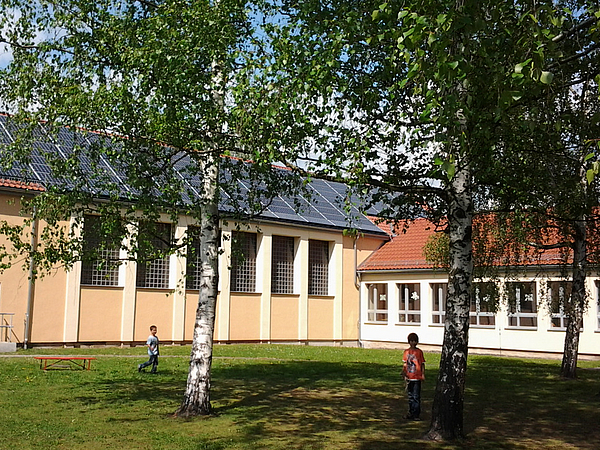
top-left (0, 115), bottom-right (386, 235)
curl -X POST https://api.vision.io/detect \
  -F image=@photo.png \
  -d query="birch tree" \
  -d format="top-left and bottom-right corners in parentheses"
top-left (257, 0), bottom-right (600, 440)
top-left (0, 0), bottom-right (301, 417)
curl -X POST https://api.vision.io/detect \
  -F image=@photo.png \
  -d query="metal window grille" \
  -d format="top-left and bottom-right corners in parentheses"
top-left (231, 232), bottom-right (257, 293)
top-left (136, 222), bottom-right (172, 289)
top-left (367, 283), bottom-right (388, 322)
top-left (507, 282), bottom-right (537, 328)
top-left (431, 283), bottom-right (447, 324)
top-left (81, 215), bottom-right (120, 286)
top-left (398, 283), bottom-right (421, 323)
top-left (308, 240), bottom-right (329, 296)
top-left (271, 235), bottom-right (294, 294)
top-left (186, 227), bottom-right (201, 290)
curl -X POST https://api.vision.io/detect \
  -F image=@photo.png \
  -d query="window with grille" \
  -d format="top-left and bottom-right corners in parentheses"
top-left (507, 281), bottom-right (537, 328)
top-left (271, 235), bottom-right (295, 294)
top-left (81, 215), bottom-right (120, 286)
top-left (136, 222), bottom-right (172, 289)
top-left (230, 232), bottom-right (257, 293)
top-left (548, 281), bottom-right (575, 330)
top-left (431, 283), bottom-right (447, 324)
top-left (398, 283), bottom-right (421, 323)
top-left (367, 283), bottom-right (388, 322)
top-left (470, 282), bottom-right (496, 327)
top-left (185, 227), bottom-right (201, 290)
top-left (308, 240), bottom-right (329, 296)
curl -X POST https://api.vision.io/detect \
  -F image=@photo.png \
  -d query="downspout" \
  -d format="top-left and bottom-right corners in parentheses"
top-left (24, 207), bottom-right (37, 350)
top-left (354, 236), bottom-right (363, 348)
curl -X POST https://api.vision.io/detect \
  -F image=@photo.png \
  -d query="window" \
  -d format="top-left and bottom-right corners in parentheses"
top-left (597, 281), bottom-right (600, 330)
top-left (271, 235), bottom-right (295, 294)
top-left (431, 283), bottom-right (447, 324)
top-left (136, 222), bottom-right (172, 289)
top-left (548, 281), bottom-right (572, 329)
top-left (367, 283), bottom-right (388, 322)
top-left (398, 283), bottom-right (421, 323)
top-left (507, 282), bottom-right (537, 328)
top-left (230, 232), bottom-right (257, 293)
top-left (308, 240), bottom-right (329, 296)
top-left (471, 282), bottom-right (496, 327)
top-left (185, 227), bottom-right (201, 290)
top-left (81, 215), bottom-right (120, 286)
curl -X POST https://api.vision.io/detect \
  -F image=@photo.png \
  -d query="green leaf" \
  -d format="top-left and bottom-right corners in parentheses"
top-left (540, 71), bottom-right (554, 84)
top-left (587, 168), bottom-right (595, 184)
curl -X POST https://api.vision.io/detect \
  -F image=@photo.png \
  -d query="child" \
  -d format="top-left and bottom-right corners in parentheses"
top-left (402, 332), bottom-right (425, 421)
top-left (138, 325), bottom-right (159, 374)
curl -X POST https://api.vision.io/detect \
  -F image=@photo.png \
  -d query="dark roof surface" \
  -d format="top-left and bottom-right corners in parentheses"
top-left (0, 115), bottom-right (387, 236)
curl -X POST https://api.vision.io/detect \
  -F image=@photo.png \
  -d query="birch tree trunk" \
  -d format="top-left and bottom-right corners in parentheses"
top-left (175, 54), bottom-right (224, 417)
top-left (560, 216), bottom-right (587, 379)
top-left (426, 160), bottom-right (473, 440)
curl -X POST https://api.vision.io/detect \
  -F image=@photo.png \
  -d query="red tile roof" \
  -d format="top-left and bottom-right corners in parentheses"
top-left (0, 178), bottom-right (45, 192)
top-left (359, 218), bottom-right (438, 271)
top-left (359, 216), bottom-right (574, 272)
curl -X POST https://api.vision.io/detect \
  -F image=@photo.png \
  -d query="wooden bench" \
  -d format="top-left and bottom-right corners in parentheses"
top-left (34, 356), bottom-right (96, 370)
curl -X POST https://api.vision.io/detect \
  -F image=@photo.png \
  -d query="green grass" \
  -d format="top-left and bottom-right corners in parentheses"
top-left (2, 345), bottom-right (600, 450)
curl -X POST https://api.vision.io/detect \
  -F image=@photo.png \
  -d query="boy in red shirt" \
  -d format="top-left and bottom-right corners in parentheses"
top-left (402, 332), bottom-right (425, 421)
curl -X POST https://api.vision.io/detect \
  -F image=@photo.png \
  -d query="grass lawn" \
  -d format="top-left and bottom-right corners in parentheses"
top-left (2, 345), bottom-right (600, 450)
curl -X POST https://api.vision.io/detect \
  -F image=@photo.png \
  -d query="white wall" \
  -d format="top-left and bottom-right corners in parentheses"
top-left (360, 271), bottom-right (600, 356)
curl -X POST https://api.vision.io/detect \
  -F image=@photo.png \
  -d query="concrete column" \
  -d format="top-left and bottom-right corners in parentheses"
top-left (216, 229), bottom-right (232, 341)
top-left (63, 216), bottom-right (82, 343)
top-left (171, 220), bottom-right (188, 342)
top-left (259, 234), bottom-right (272, 341)
top-left (120, 223), bottom-right (137, 343)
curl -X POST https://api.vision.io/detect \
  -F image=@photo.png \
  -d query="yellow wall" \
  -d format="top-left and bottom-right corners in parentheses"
top-left (0, 188), bottom-right (388, 346)
top-left (134, 289), bottom-right (174, 342)
top-left (229, 293), bottom-right (261, 340)
top-left (270, 295), bottom-right (300, 340)
top-left (79, 287), bottom-right (123, 341)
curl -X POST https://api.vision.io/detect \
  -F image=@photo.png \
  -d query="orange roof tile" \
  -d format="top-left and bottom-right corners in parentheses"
top-left (0, 178), bottom-right (45, 192)
top-left (359, 218), bottom-right (438, 271)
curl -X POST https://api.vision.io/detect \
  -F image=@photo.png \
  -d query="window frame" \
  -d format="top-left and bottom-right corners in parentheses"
top-left (271, 235), bottom-right (295, 294)
top-left (431, 283), bottom-right (447, 325)
top-left (80, 215), bottom-right (120, 287)
top-left (398, 283), bottom-right (421, 324)
top-left (136, 222), bottom-right (173, 290)
top-left (506, 281), bottom-right (538, 329)
top-left (470, 282), bottom-right (496, 328)
top-left (367, 283), bottom-right (388, 323)
top-left (230, 231), bottom-right (258, 293)
top-left (548, 281), bottom-right (572, 330)
top-left (308, 239), bottom-right (330, 296)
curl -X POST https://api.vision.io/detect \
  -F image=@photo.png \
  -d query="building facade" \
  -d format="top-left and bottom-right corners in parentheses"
top-left (358, 218), bottom-right (600, 357)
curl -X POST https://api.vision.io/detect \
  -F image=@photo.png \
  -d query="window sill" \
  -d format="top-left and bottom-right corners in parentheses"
top-left (364, 321), bottom-right (389, 325)
top-left (505, 326), bottom-right (538, 331)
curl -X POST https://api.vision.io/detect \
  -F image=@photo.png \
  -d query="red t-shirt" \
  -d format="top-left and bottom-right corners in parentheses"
top-left (403, 347), bottom-right (425, 380)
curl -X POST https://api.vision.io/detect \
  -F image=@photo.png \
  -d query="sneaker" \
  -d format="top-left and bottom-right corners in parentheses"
top-left (404, 414), bottom-right (414, 420)
top-left (138, 364), bottom-right (142, 372)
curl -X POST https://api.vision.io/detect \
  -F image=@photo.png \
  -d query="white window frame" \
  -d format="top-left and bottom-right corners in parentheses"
top-left (367, 283), bottom-right (388, 323)
top-left (398, 283), bottom-right (421, 324)
top-left (506, 281), bottom-right (538, 329)
top-left (431, 283), bottom-right (447, 325)
top-left (471, 282), bottom-right (496, 328)
top-left (548, 281), bottom-right (572, 330)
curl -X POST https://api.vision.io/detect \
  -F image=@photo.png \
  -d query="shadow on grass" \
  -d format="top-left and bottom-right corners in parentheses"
top-left (70, 356), bottom-right (600, 449)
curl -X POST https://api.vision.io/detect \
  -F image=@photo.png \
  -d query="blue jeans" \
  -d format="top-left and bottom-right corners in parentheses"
top-left (140, 355), bottom-right (158, 373)
top-left (406, 380), bottom-right (421, 418)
